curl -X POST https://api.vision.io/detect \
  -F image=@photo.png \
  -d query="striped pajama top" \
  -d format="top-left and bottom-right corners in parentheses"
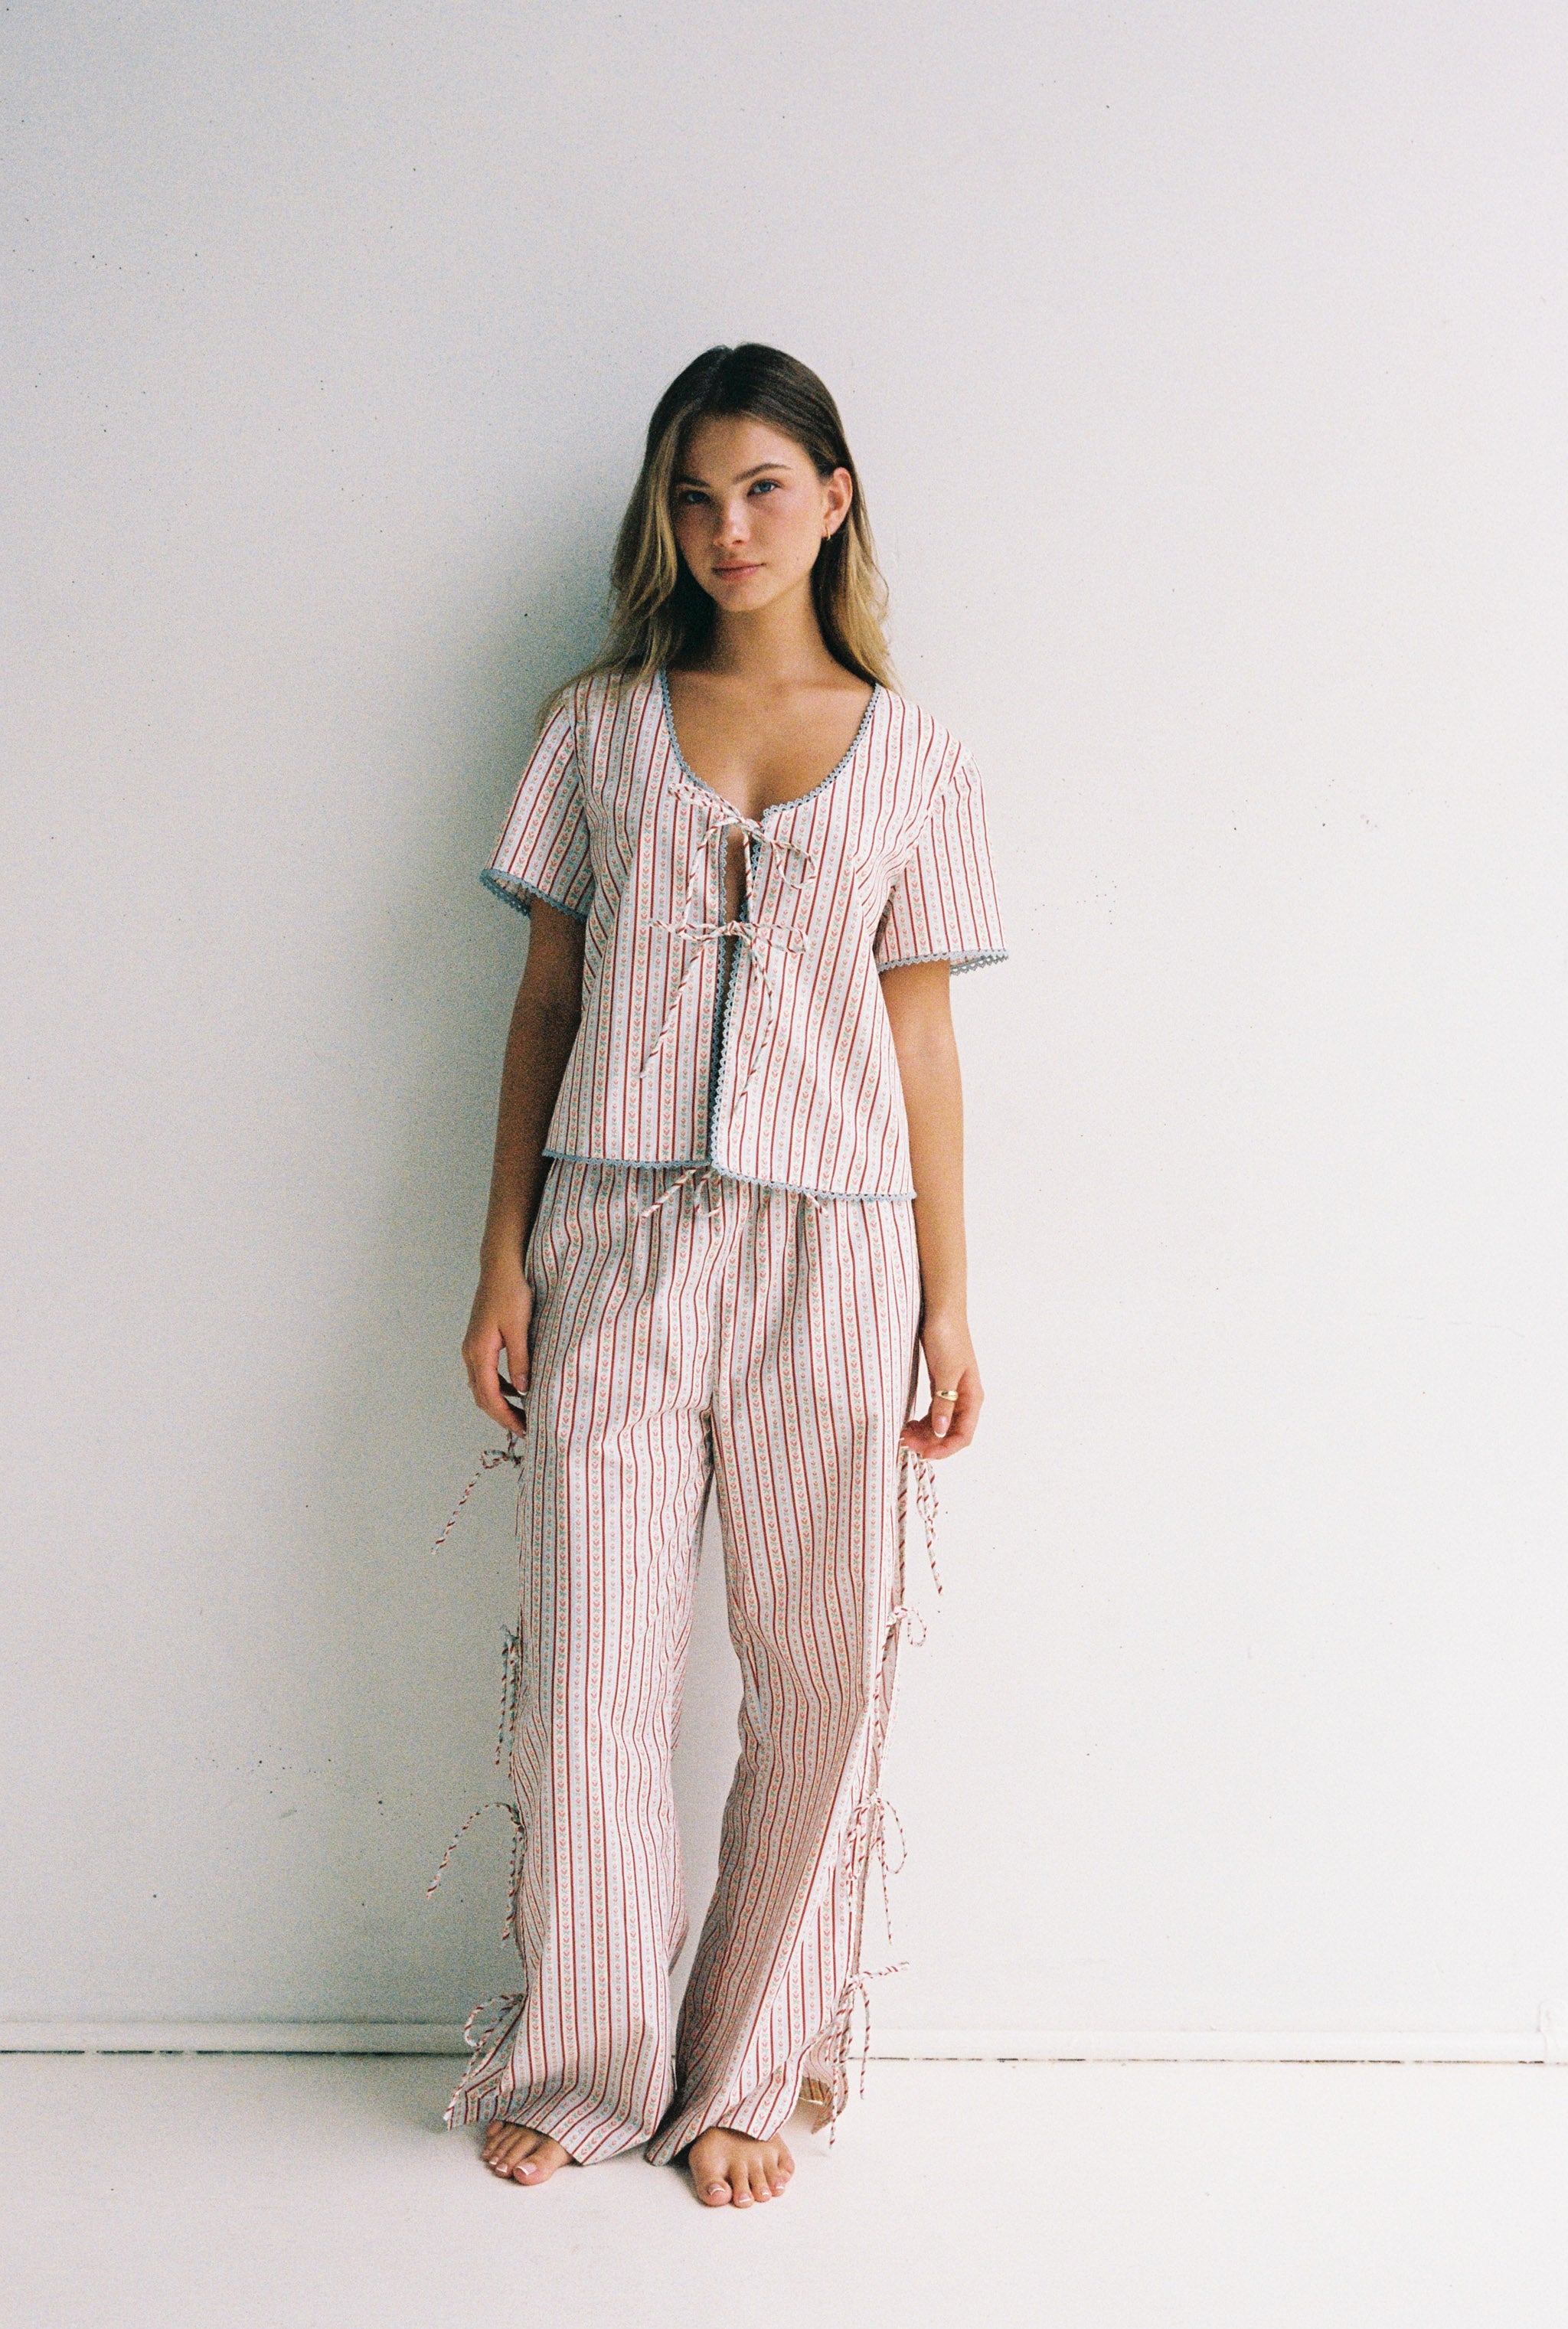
top-left (482, 666), bottom-right (1008, 1200)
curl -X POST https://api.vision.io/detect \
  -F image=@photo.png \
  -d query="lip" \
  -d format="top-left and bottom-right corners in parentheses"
top-left (711, 561), bottom-right (763, 578)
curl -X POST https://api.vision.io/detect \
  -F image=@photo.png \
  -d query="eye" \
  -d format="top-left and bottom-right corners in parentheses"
top-left (675, 488), bottom-right (707, 507)
top-left (749, 479), bottom-right (780, 495)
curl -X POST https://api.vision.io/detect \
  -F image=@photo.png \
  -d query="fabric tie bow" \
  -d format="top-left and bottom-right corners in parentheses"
top-left (636, 804), bottom-right (816, 1097)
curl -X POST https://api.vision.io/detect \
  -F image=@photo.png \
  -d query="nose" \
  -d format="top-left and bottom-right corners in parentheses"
top-left (715, 496), bottom-right (750, 546)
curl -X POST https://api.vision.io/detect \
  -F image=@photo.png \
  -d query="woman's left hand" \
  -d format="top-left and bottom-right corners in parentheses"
top-left (900, 1311), bottom-right (983, 1459)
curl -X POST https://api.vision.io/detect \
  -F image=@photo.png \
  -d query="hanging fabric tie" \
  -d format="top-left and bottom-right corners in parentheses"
top-left (818, 1442), bottom-right (946, 2142)
top-left (429, 1436), bottom-right (523, 1556)
top-left (430, 1563), bottom-right (530, 1920)
top-left (636, 804), bottom-right (815, 1089)
top-left (822, 1963), bottom-right (907, 2127)
top-left (901, 1444), bottom-right (943, 1599)
top-left (637, 915), bottom-right (808, 1088)
top-left (630, 1161), bottom-right (727, 1224)
top-left (841, 1786), bottom-right (910, 1955)
top-left (679, 803), bottom-right (816, 913)
top-left (426, 1798), bottom-right (523, 1904)
top-left (495, 1625), bottom-right (524, 1769)
top-left (426, 1436), bottom-right (532, 1946)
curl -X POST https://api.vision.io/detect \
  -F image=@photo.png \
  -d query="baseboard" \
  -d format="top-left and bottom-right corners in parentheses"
top-left (0, 2023), bottom-right (468, 2055)
top-left (869, 2029), bottom-right (1556, 2063)
top-left (0, 2021), bottom-right (1555, 2064)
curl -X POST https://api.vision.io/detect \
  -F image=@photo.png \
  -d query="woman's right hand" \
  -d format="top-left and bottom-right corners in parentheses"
top-left (462, 1264), bottom-right (534, 1435)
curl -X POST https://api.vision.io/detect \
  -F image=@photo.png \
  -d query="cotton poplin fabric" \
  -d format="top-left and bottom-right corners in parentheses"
top-left (441, 665), bottom-right (1005, 2161)
top-left (443, 1156), bottom-right (935, 2161)
top-left (481, 668), bottom-right (1009, 1198)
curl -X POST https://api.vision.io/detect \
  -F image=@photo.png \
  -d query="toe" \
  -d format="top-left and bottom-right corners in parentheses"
top-left (485, 2125), bottom-right (571, 2183)
top-left (688, 2135), bottom-right (734, 2207)
top-left (519, 2136), bottom-right (570, 2182)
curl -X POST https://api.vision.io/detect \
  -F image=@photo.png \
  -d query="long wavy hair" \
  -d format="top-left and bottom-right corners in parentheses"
top-left (544, 344), bottom-right (894, 726)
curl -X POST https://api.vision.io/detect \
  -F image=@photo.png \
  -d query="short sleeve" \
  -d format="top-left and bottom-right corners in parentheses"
top-left (873, 753), bottom-right (1008, 974)
top-left (480, 693), bottom-right (594, 922)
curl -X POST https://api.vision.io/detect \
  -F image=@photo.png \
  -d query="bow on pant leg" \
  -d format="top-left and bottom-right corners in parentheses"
top-left (444, 1155), bottom-right (928, 2163)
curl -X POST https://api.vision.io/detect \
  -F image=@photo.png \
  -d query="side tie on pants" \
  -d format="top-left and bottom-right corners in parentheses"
top-left (428, 1160), bottom-right (944, 2164)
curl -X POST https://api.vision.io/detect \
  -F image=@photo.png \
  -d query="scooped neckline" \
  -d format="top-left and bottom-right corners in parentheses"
top-left (656, 665), bottom-right (883, 822)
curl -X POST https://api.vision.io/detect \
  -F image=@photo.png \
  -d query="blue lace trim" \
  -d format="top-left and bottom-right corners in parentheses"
top-left (544, 1152), bottom-right (916, 1203)
top-left (481, 869), bottom-right (591, 922)
top-left (875, 946), bottom-right (1009, 975)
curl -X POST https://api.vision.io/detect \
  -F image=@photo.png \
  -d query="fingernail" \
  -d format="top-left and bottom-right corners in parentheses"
top-left (933, 1418), bottom-right (948, 1436)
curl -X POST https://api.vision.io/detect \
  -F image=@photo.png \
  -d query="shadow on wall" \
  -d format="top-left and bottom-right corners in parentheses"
top-left (282, 519), bottom-right (741, 2029)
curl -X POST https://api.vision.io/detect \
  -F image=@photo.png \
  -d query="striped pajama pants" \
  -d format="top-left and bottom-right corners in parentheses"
top-left (443, 1154), bottom-right (934, 2164)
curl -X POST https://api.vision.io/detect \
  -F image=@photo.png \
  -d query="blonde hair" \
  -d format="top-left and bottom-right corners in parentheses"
top-left (544, 344), bottom-right (894, 727)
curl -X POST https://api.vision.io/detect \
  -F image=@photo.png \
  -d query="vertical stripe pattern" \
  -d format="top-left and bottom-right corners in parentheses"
top-left (480, 669), bottom-right (1008, 1200)
top-left (443, 1155), bottom-right (929, 2163)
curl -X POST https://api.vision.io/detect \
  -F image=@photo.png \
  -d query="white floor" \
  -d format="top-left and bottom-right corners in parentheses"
top-left (3, 2054), bottom-right (1566, 2328)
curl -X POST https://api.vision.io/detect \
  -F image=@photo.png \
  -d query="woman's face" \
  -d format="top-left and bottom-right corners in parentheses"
top-left (671, 415), bottom-right (852, 618)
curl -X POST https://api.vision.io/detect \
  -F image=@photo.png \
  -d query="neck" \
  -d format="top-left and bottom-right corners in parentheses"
top-left (701, 582), bottom-right (842, 686)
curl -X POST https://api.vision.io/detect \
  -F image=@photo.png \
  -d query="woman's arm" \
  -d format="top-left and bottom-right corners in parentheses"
top-left (879, 958), bottom-right (983, 1458)
top-left (462, 900), bottom-right (586, 1433)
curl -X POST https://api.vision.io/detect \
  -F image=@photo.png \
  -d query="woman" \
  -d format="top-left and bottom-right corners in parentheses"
top-left (447, 344), bottom-right (1008, 2208)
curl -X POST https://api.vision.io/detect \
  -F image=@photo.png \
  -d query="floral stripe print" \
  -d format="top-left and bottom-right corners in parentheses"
top-left (443, 1155), bottom-right (936, 2162)
top-left (481, 669), bottom-right (1008, 1200)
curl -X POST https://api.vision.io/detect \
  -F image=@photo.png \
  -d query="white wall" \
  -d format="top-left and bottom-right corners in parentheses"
top-left (3, 0), bottom-right (1564, 2042)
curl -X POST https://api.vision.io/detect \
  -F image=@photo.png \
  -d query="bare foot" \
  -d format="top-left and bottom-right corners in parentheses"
top-left (482, 2122), bottom-right (574, 2184)
top-left (687, 2125), bottom-right (794, 2208)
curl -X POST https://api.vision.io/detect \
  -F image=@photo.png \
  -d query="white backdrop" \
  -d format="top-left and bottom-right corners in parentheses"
top-left (4, 1), bottom-right (1565, 2049)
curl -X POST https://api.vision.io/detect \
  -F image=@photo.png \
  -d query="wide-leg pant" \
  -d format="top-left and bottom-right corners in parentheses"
top-left (443, 1155), bottom-right (933, 2164)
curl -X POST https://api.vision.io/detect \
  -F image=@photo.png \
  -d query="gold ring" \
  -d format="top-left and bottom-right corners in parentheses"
top-left (933, 1387), bottom-right (960, 1400)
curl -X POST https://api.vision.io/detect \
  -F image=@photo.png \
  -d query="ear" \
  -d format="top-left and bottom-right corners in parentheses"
top-left (822, 465), bottom-right (854, 537)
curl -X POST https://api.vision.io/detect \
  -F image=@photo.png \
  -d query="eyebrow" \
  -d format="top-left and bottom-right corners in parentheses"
top-left (673, 461), bottom-right (792, 487)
